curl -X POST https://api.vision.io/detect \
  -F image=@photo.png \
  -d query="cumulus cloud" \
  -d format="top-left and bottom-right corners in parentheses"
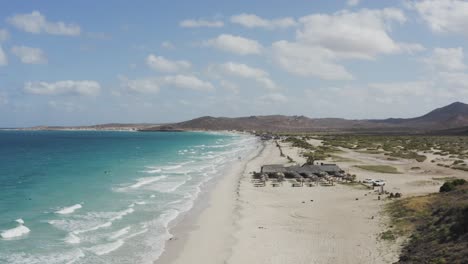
top-left (272, 41), bottom-right (354, 80)
top-left (48, 101), bottom-right (83, 112)
top-left (0, 29), bottom-right (9, 42)
top-left (161, 41), bottom-right (175, 49)
top-left (423, 47), bottom-right (467, 71)
top-left (8, 11), bottom-right (80, 36)
top-left (24, 80), bottom-right (101, 96)
top-left (219, 80), bottom-right (240, 94)
top-left (121, 75), bottom-right (214, 94)
top-left (11, 45), bottom-right (47, 64)
top-left (409, 0), bottom-right (468, 35)
top-left (121, 77), bottom-right (161, 94)
top-left (146, 54), bottom-right (191, 72)
top-left (270, 8), bottom-right (424, 80)
top-left (260, 93), bottom-right (288, 103)
top-left (297, 8), bottom-right (410, 59)
top-left (219, 62), bottom-right (278, 90)
top-left (347, 0), bottom-right (361, 6)
top-left (369, 81), bottom-right (432, 96)
top-left (205, 34), bottom-right (262, 55)
top-left (180, 19), bottom-right (224, 28)
top-left (438, 72), bottom-right (468, 90)
top-left (0, 46), bottom-right (7, 66)
top-left (163, 75), bottom-right (214, 91)
top-left (230, 13), bottom-right (296, 29)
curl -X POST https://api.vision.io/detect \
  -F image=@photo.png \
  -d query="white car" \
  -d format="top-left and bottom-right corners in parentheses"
top-left (373, 179), bottom-right (386, 186)
top-left (363, 178), bottom-right (374, 184)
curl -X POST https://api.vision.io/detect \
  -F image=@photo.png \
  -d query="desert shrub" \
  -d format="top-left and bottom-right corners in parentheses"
top-left (440, 179), bottom-right (466, 192)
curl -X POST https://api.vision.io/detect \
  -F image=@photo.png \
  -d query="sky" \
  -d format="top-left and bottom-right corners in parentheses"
top-left (1, 0), bottom-right (468, 127)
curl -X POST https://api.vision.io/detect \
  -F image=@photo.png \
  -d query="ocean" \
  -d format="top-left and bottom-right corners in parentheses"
top-left (0, 130), bottom-right (259, 264)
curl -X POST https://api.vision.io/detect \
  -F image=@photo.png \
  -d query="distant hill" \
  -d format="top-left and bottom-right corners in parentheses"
top-left (140, 102), bottom-right (468, 133)
top-left (22, 102), bottom-right (468, 134)
top-left (371, 102), bottom-right (468, 129)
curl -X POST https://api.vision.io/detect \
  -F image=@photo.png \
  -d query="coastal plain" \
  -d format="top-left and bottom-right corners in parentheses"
top-left (157, 137), bottom-right (468, 264)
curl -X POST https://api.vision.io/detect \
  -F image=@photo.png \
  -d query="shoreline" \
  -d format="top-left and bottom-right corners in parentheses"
top-left (155, 139), bottom-right (265, 264)
top-left (154, 137), bottom-right (468, 264)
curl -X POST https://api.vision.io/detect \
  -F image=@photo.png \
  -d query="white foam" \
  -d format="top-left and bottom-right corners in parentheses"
top-left (56, 204), bottom-right (82, 215)
top-left (108, 226), bottom-right (131, 240)
top-left (15, 218), bottom-right (24, 224)
top-left (144, 168), bottom-right (161, 173)
top-left (64, 233), bottom-right (81, 244)
top-left (149, 178), bottom-right (189, 193)
top-left (129, 176), bottom-right (167, 189)
top-left (1, 224), bottom-right (30, 239)
top-left (75, 221), bottom-right (112, 234)
top-left (110, 208), bottom-right (134, 222)
top-left (0, 249), bottom-right (85, 264)
top-left (87, 239), bottom-right (124, 256)
top-left (125, 228), bottom-right (148, 239)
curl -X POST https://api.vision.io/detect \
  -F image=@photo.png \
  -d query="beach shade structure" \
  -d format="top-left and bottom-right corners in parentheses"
top-left (252, 172), bottom-right (263, 179)
top-left (284, 171), bottom-right (302, 179)
top-left (261, 164), bottom-right (287, 177)
top-left (275, 172), bottom-right (285, 182)
top-left (319, 164), bottom-right (345, 176)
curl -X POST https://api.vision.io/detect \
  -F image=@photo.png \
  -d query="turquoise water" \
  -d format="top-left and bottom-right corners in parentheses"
top-left (0, 131), bottom-right (259, 264)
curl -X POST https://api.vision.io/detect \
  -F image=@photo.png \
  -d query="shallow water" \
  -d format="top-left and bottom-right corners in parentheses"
top-left (0, 130), bottom-right (258, 264)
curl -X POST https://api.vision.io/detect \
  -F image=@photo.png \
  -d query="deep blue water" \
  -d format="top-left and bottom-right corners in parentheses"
top-left (0, 130), bottom-right (258, 264)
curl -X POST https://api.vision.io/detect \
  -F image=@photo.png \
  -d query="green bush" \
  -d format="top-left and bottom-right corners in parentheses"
top-left (440, 179), bottom-right (466, 192)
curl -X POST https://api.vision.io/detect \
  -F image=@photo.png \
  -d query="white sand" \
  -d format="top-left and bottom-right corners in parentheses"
top-left (157, 140), bottom-right (468, 264)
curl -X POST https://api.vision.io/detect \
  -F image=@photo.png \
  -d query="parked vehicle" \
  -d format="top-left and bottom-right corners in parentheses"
top-left (373, 179), bottom-right (386, 186)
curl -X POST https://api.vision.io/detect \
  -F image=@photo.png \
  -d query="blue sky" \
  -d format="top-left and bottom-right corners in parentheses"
top-left (1, 0), bottom-right (468, 127)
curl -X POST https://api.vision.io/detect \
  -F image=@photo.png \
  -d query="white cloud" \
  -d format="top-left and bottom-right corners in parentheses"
top-left (272, 41), bottom-right (354, 80)
top-left (297, 8), bottom-right (411, 59)
top-left (219, 62), bottom-right (277, 90)
top-left (205, 34), bottom-right (262, 55)
top-left (423, 47), bottom-right (467, 71)
top-left (409, 0), bottom-right (468, 35)
top-left (270, 8), bottom-right (424, 80)
top-left (121, 75), bottom-right (214, 94)
top-left (369, 81), bottom-right (432, 96)
top-left (230, 13), bottom-right (296, 29)
top-left (8, 11), bottom-right (80, 36)
top-left (347, 0), bottom-right (361, 6)
top-left (24, 80), bottom-right (100, 96)
top-left (163, 75), bottom-right (214, 91)
top-left (0, 29), bottom-right (9, 42)
top-left (48, 101), bottom-right (83, 112)
top-left (220, 80), bottom-right (240, 94)
top-left (0, 46), bottom-right (7, 66)
top-left (121, 77), bottom-right (161, 94)
top-left (11, 45), bottom-right (47, 64)
top-left (438, 72), bottom-right (468, 90)
top-left (180, 19), bottom-right (224, 28)
top-left (260, 93), bottom-right (288, 103)
top-left (146, 54), bottom-right (191, 72)
top-left (161, 41), bottom-right (175, 49)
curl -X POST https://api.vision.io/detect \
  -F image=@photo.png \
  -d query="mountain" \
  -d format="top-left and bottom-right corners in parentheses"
top-left (371, 102), bottom-right (468, 129)
top-left (23, 102), bottom-right (468, 134)
top-left (140, 102), bottom-right (468, 133)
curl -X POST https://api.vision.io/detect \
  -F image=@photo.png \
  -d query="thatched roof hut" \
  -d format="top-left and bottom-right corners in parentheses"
top-left (261, 165), bottom-right (288, 174)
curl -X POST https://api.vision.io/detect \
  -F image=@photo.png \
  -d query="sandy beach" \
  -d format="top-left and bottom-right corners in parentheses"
top-left (157, 139), bottom-right (468, 264)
